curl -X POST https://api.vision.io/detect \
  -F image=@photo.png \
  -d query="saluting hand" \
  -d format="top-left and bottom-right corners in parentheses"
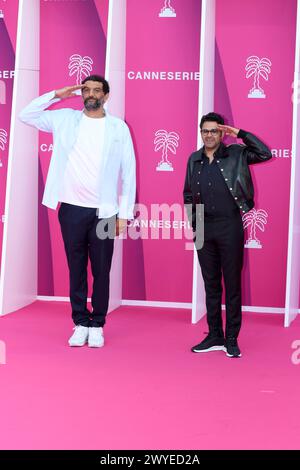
top-left (217, 124), bottom-right (240, 138)
top-left (54, 84), bottom-right (84, 99)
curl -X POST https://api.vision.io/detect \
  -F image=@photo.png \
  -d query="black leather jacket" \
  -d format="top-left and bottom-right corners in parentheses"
top-left (183, 130), bottom-right (272, 226)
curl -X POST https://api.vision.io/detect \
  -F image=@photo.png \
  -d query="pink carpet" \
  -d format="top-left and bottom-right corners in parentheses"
top-left (0, 301), bottom-right (299, 450)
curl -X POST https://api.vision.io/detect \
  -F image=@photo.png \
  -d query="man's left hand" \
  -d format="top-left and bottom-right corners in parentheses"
top-left (217, 124), bottom-right (240, 137)
top-left (116, 218), bottom-right (128, 236)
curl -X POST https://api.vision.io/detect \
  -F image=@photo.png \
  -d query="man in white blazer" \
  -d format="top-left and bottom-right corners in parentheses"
top-left (20, 75), bottom-right (136, 348)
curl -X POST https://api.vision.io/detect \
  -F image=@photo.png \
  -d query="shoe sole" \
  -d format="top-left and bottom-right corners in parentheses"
top-left (88, 344), bottom-right (104, 348)
top-left (68, 339), bottom-right (88, 347)
top-left (192, 346), bottom-right (226, 353)
top-left (226, 352), bottom-right (242, 358)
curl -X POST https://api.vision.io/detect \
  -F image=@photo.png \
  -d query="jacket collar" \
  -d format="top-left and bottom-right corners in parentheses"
top-left (193, 142), bottom-right (229, 161)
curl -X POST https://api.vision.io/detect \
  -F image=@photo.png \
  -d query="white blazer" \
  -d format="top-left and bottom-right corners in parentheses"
top-left (19, 91), bottom-right (136, 219)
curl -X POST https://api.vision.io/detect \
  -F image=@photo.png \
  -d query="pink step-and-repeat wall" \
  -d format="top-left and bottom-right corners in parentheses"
top-left (215, 0), bottom-right (297, 308)
top-left (0, 0), bottom-right (18, 268)
top-left (123, 0), bottom-right (298, 309)
top-left (38, 0), bottom-right (109, 296)
top-left (0, 0), bottom-right (298, 311)
top-left (123, 0), bottom-right (202, 302)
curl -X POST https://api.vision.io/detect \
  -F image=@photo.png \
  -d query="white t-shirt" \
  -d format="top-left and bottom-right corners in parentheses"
top-left (59, 114), bottom-right (106, 207)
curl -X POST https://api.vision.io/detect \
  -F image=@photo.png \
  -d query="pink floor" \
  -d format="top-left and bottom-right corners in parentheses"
top-left (0, 301), bottom-right (299, 450)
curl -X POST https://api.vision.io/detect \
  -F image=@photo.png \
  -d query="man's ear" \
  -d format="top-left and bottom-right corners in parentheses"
top-left (104, 93), bottom-right (110, 103)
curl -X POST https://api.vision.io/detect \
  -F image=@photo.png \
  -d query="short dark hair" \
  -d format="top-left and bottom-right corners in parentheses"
top-left (200, 112), bottom-right (224, 129)
top-left (81, 75), bottom-right (110, 94)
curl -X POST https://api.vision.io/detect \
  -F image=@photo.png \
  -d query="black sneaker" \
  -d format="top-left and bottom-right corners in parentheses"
top-left (225, 337), bottom-right (242, 358)
top-left (191, 333), bottom-right (225, 353)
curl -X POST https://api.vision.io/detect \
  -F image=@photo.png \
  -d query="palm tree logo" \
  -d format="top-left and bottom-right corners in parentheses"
top-left (159, 0), bottom-right (176, 17)
top-left (68, 54), bottom-right (93, 85)
top-left (154, 129), bottom-right (179, 172)
top-left (0, 128), bottom-right (8, 168)
top-left (242, 208), bottom-right (268, 249)
top-left (245, 56), bottom-right (272, 99)
top-left (0, 10), bottom-right (4, 19)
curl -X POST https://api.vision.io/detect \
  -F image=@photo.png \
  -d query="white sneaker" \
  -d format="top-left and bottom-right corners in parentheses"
top-left (88, 327), bottom-right (104, 348)
top-left (68, 325), bottom-right (89, 347)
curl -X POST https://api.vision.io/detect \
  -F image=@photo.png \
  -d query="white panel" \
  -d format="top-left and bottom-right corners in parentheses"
top-left (37, 297), bottom-right (300, 315)
top-left (122, 300), bottom-right (193, 309)
top-left (0, 0), bottom-right (40, 316)
top-left (105, 0), bottom-right (127, 313)
top-left (17, 0), bottom-right (39, 71)
top-left (285, 0), bottom-right (300, 327)
top-left (105, 0), bottom-right (126, 119)
top-left (192, 0), bottom-right (216, 324)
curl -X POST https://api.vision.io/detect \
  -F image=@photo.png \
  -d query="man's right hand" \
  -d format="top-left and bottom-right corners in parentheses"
top-left (54, 85), bottom-right (84, 99)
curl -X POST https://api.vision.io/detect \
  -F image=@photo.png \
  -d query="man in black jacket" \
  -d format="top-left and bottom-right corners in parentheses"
top-left (183, 112), bottom-right (272, 358)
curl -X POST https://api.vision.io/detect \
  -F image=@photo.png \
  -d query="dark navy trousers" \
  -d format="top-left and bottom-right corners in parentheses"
top-left (58, 203), bottom-right (115, 327)
top-left (197, 212), bottom-right (244, 339)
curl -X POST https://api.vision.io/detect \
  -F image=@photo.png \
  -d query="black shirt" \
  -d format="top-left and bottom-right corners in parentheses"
top-left (198, 153), bottom-right (238, 218)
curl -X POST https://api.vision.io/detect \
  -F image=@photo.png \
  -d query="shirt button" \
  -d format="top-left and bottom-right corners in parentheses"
top-left (235, 197), bottom-right (238, 200)
top-left (198, 171), bottom-right (200, 174)
top-left (197, 192), bottom-right (200, 195)
top-left (208, 182), bottom-right (212, 186)
top-left (230, 187), bottom-right (233, 190)
top-left (201, 161), bottom-right (203, 164)
top-left (197, 182), bottom-right (200, 185)
top-left (216, 160), bottom-right (220, 163)
top-left (239, 205), bottom-right (242, 209)
top-left (220, 168), bottom-right (224, 172)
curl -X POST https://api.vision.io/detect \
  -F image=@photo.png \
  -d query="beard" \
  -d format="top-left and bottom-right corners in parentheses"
top-left (84, 97), bottom-right (102, 111)
top-left (204, 139), bottom-right (220, 148)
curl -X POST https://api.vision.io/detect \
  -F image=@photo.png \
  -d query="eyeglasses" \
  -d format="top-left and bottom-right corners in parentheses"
top-left (200, 128), bottom-right (220, 136)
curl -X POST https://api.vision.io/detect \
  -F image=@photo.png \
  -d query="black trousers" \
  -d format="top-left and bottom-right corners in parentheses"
top-left (58, 203), bottom-right (115, 328)
top-left (197, 212), bottom-right (244, 339)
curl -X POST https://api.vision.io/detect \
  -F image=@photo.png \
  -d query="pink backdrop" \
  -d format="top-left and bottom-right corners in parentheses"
top-left (215, 0), bottom-right (297, 308)
top-left (0, 0), bottom-right (18, 269)
top-left (38, 0), bottom-right (109, 296)
top-left (1, 0), bottom-right (298, 311)
top-left (123, 0), bottom-right (202, 302)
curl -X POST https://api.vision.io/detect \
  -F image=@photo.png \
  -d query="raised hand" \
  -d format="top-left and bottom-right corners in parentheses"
top-left (217, 124), bottom-right (240, 138)
top-left (54, 84), bottom-right (84, 100)
top-left (116, 218), bottom-right (128, 236)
